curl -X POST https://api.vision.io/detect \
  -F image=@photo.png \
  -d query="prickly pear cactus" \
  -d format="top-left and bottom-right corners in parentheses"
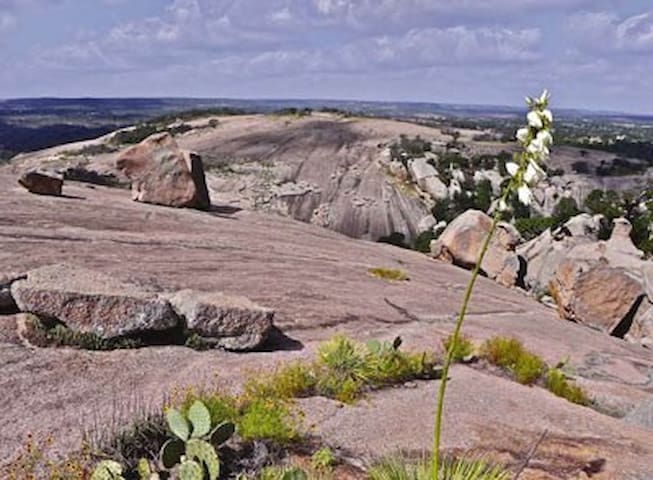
top-left (186, 438), bottom-right (220, 480)
top-left (91, 460), bottom-right (125, 480)
top-left (210, 421), bottom-right (235, 446)
top-left (166, 408), bottom-right (190, 441)
top-left (179, 459), bottom-right (204, 480)
top-left (188, 400), bottom-right (212, 438)
top-left (160, 438), bottom-right (185, 469)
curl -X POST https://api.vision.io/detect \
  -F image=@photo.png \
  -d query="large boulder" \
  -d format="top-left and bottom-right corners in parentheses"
top-left (167, 289), bottom-right (274, 351)
top-left (116, 132), bottom-right (211, 210)
top-left (431, 210), bottom-right (523, 287)
top-left (517, 213), bottom-right (603, 292)
top-left (407, 157), bottom-right (448, 199)
top-left (18, 170), bottom-right (63, 196)
top-left (550, 262), bottom-right (646, 336)
top-left (10, 264), bottom-right (179, 339)
top-left (546, 218), bottom-right (653, 345)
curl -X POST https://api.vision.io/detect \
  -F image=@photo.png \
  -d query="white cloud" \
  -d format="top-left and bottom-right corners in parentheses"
top-left (567, 10), bottom-right (653, 53)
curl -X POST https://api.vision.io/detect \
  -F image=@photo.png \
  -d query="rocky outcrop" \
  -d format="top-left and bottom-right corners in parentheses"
top-left (116, 132), bottom-right (210, 210)
top-left (430, 209), bottom-right (523, 287)
top-left (518, 214), bottom-right (604, 292)
top-left (11, 264), bottom-right (179, 339)
top-left (547, 218), bottom-right (653, 345)
top-left (407, 157), bottom-right (448, 199)
top-left (550, 262), bottom-right (646, 336)
top-left (167, 290), bottom-right (274, 351)
top-left (18, 170), bottom-right (63, 196)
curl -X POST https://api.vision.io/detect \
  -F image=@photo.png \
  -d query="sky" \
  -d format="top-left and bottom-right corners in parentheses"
top-left (0, 0), bottom-right (652, 114)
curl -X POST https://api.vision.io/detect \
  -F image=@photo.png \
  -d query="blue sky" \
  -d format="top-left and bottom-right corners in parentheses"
top-left (1, 0), bottom-right (652, 114)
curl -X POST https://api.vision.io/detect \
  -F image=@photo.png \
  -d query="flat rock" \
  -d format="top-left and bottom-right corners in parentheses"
top-left (18, 170), bottom-right (63, 196)
top-left (10, 264), bottom-right (179, 338)
top-left (167, 289), bottom-right (274, 351)
top-left (116, 132), bottom-right (211, 210)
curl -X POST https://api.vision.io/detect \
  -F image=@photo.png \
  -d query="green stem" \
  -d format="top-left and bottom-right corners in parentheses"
top-left (431, 184), bottom-right (513, 479)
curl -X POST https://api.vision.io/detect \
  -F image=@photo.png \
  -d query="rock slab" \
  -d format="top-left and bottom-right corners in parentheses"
top-left (10, 264), bottom-right (179, 338)
top-left (167, 289), bottom-right (274, 351)
top-left (116, 132), bottom-right (211, 210)
top-left (18, 171), bottom-right (63, 196)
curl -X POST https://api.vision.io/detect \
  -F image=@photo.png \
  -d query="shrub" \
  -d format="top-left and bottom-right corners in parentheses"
top-left (481, 337), bottom-right (546, 385)
top-left (413, 230), bottom-right (437, 253)
top-left (238, 398), bottom-right (299, 444)
top-left (311, 446), bottom-right (337, 471)
top-left (442, 335), bottom-right (475, 363)
top-left (546, 369), bottom-right (589, 406)
top-left (514, 216), bottom-right (556, 241)
top-left (378, 232), bottom-right (411, 249)
top-left (368, 267), bottom-right (410, 282)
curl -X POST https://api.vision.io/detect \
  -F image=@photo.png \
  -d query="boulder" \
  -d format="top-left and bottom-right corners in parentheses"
top-left (517, 214), bottom-right (603, 292)
top-left (407, 157), bottom-right (448, 199)
top-left (116, 132), bottom-right (211, 210)
top-left (431, 209), bottom-right (522, 287)
top-left (18, 170), bottom-right (63, 196)
top-left (550, 262), bottom-right (646, 336)
top-left (0, 272), bottom-right (25, 312)
top-left (10, 264), bottom-right (179, 339)
top-left (166, 289), bottom-right (274, 351)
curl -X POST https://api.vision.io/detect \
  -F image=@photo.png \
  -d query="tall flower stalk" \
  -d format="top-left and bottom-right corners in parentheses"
top-left (430, 90), bottom-right (554, 479)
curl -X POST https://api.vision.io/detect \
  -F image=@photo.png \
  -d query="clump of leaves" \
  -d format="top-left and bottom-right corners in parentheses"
top-left (481, 336), bottom-right (546, 385)
top-left (369, 455), bottom-right (511, 480)
top-left (311, 446), bottom-right (337, 471)
top-left (238, 398), bottom-right (299, 444)
top-left (442, 334), bottom-right (475, 363)
top-left (546, 369), bottom-right (589, 406)
top-left (368, 267), bottom-right (410, 282)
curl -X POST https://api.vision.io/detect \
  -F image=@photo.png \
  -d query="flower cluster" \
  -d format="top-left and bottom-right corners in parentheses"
top-left (502, 89), bottom-right (553, 207)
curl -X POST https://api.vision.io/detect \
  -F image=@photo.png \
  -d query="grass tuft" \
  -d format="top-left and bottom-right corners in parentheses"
top-left (369, 455), bottom-right (511, 480)
top-left (480, 336), bottom-right (546, 385)
top-left (546, 369), bottom-right (590, 406)
top-left (368, 267), bottom-right (410, 282)
top-left (442, 334), bottom-right (475, 362)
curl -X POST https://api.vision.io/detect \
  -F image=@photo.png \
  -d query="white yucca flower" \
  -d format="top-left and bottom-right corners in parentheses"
top-left (508, 89), bottom-right (553, 206)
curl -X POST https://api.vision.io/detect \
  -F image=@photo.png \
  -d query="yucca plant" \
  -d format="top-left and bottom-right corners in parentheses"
top-left (431, 90), bottom-right (554, 478)
top-left (369, 456), bottom-right (510, 480)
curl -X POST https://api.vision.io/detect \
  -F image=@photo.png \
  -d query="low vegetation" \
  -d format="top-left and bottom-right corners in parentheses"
top-left (368, 267), bottom-right (410, 282)
top-left (442, 335), bottom-right (475, 363)
top-left (368, 455), bottom-right (510, 480)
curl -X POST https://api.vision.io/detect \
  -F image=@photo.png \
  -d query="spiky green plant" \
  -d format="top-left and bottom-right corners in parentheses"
top-left (369, 456), bottom-right (510, 480)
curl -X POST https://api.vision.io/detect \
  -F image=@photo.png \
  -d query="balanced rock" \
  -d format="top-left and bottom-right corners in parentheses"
top-left (431, 209), bottom-right (522, 287)
top-left (11, 264), bottom-right (179, 339)
top-left (116, 132), bottom-right (211, 210)
top-left (407, 157), bottom-right (448, 199)
top-left (166, 289), bottom-right (274, 351)
top-left (18, 170), bottom-right (63, 196)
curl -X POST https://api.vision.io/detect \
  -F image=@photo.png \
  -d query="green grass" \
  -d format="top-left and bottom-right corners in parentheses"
top-left (243, 336), bottom-right (438, 404)
top-left (546, 369), bottom-right (590, 406)
top-left (480, 336), bottom-right (546, 385)
top-left (368, 267), bottom-right (410, 282)
top-left (442, 334), bottom-right (475, 363)
top-left (369, 455), bottom-right (511, 480)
